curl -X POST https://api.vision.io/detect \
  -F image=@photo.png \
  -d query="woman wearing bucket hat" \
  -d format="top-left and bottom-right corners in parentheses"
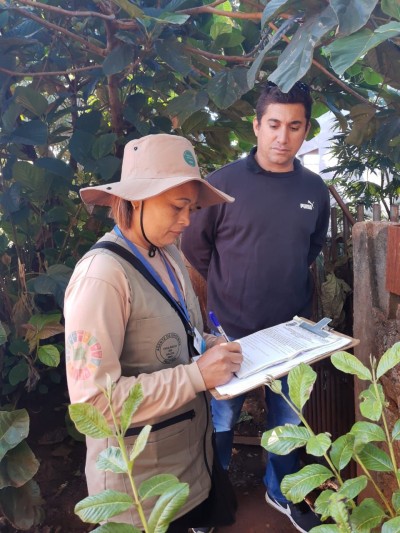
top-left (64, 134), bottom-right (243, 532)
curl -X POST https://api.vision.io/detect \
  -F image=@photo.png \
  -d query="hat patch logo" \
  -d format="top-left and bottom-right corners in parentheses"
top-left (183, 150), bottom-right (196, 167)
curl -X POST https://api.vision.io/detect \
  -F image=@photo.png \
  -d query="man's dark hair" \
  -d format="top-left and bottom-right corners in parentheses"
top-left (255, 81), bottom-right (313, 124)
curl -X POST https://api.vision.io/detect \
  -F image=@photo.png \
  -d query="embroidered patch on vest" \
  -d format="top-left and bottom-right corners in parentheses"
top-left (66, 330), bottom-right (102, 380)
top-left (156, 333), bottom-right (182, 364)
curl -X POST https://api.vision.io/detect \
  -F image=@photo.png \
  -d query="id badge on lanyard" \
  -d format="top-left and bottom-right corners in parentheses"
top-left (193, 327), bottom-right (206, 355)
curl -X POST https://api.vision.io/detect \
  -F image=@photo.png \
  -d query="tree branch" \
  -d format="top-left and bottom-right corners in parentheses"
top-left (177, 5), bottom-right (261, 20)
top-left (13, 0), bottom-right (116, 20)
top-left (184, 45), bottom-right (253, 63)
top-left (11, 6), bottom-right (107, 57)
top-left (0, 65), bottom-right (102, 77)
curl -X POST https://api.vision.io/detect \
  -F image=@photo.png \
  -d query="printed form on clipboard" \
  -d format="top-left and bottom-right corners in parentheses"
top-left (212, 316), bottom-right (358, 400)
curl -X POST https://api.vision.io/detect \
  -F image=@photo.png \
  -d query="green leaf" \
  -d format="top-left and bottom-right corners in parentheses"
top-left (393, 421), bottom-right (400, 441)
top-left (0, 321), bottom-right (7, 346)
top-left (281, 464), bottom-right (332, 504)
top-left (75, 490), bottom-right (133, 523)
top-left (314, 489), bottom-right (335, 520)
top-left (92, 524), bottom-right (140, 533)
top-left (306, 433), bottom-right (331, 457)
top-left (35, 157), bottom-right (73, 179)
top-left (69, 130), bottom-right (96, 165)
top-left (0, 440), bottom-right (39, 489)
top-left (338, 476), bottom-right (368, 500)
top-left (96, 447), bottom-right (127, 474)
top-left (350, 421), bottom-right (386, 447)
top-left (148, 484), bottom-right (189, 532)
top-left (330, 0), bottom-right (379, 36)
top-left (38, 345), bottom-right (60, 367)
top-left (0, 479), bottom-right (43, 530)
top-left (391, 490), bottom-right (400, 512)
top-left (261, 0), bottom-right (296, 27)
top-left (327, 491), bottom-right (352, 530)
top-left (309, 525), bottom-right (341, 532)
top-left (349, 498), bottom-right (386, 532)
top-left (166, 90), bottom-right (209, 128)
top-left (382, 0), bottom-right (400, 20)
top-left (207, 68), bottom-right (249, 109)
top-left (14, 86), bottom-right (48, 117)
top-left (269, 6), bottom-right (338, 92)
top-left (129, 425), bottom-right (151, 461)
top-left (382, 517), bottom-right (400, 533)
top-left (288, 363), bottom-right (317, 410)
top-left (357, 443), bottom-right (393, 472)
top-left (8, 361), bottom-right (29, 386)
top-left (261, 425), bottom-right (311, 455)
top-left (331, 351), bottom-right (372, 380)
top-left (330, 434), bottom-right (355, 470)
top-left (268, 379), bottom-right (282, 394)
top-left (155, 37), bottom-right (192, 76)
top-left (359, 384), bottom-right (384, 421)
top-left (91, 524), bottom-right (139, 533)
top-left (91, 133), bottom-right (117, 160)
top-left (376, 342), bottom-right (400, 379)
top-left (110, 0), bottom-right (144, 18)
top-left (68, 403), bottom-right (113, 439)
top-left (12, 119), bottom-right (48, 146)
top-left (102, 44), bottom-right (134, 76)
top-left (139, 474), bottom-right (180, 500)
top-left (120, 383), bottom-right (144, 436)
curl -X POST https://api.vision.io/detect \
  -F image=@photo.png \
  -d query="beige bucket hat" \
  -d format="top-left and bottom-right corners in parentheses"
top-left (80, 134), bottom-right (234, 209)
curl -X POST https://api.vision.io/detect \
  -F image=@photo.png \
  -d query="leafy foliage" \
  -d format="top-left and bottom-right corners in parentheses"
top-left (262, 343), bottom-right (400, 532)
top-left (69, 382), bottom-right (189, 533)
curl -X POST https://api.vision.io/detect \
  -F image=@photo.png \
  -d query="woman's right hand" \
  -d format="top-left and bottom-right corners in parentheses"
top-left (196, 342), bottom-right (243, 389)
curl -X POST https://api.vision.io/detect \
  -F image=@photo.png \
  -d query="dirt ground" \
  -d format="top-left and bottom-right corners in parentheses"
top-left (0, 387), bottom-right (298, 533)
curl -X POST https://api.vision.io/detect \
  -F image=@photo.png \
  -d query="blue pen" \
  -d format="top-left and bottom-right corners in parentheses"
top-left (209, 311), bottom-right (230, 342)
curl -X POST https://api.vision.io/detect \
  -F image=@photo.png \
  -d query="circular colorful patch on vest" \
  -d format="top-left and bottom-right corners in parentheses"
top-left (155, 332), bottom-right (182, 364)
top-left (183, 150), bottom-right (196, 167)
top-left (66, 330), bottom-right (102, 380)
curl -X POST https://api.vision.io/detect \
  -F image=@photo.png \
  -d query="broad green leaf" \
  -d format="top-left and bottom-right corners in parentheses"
top-left (363, 67), bottom-right (383, 85)
top-left (261, 0), bottom-right (301, 27)
top-left (110, 0), bottom-right (144, 18)
top-left (75, 490), bottom-right (133, 523)
top-left (207, 68), bottom-right (249, 109)
top-left (350, 421), bottom-right (385, 447)
top-left (96, 447), bottom-right (127, 474)
top-left (69, 130), bottom-right (95, 165)
top-left (92, 133), bottom-right (117, 160)
top-left (382, 0), bottom-right (400, 20)
top-left (0, 321), bottom-right (7, 346)
top-left (12, 161), bottom-right (50, 202)
top-left (121, 383), bottom-right (144, 436)
top-left (288, 363), bottom-right (317, 410)
top-left (268, 379), bottom-right (282, 394)
top-left (357, 443), bottom-right (393, 472)
top-left (281, 464), bottom-right (332, 504)
top-left (139, 474), bottom-right (180, 500)
top-left (269, 6), bottom-right (338, 92)
top-left (35, 157), bottom-right (73, 179)
top-left (306, 433), bottom-right (331, 457)
top-left (14, 86), bottom-right (48, 117)
top-left (309, 526), bottom-right (341, 532)
top-left (331, 352), bottom-right (372, 381)
top-left (349, 498), bottom-right (386, 532)
top-left (102, 44), bottom-right (134, 76)
top-left (326, 24), bottom-right (400, 76)
top-left (12, 119), bottom-right (48, 146)
top-left (330, 0), bottom-right (378, 36)
top-left (327, 491), bottom-right (352, 530)
top-left (382, 517), bottom-right (400, 533)
top-left (8, 361), bottom-right (29, 387)
top-left (166, 90), bottom-right (209, 129)
top-left (30, 265), bottom-right (72, 308)
top-left (68, 403), bottom-right (113, 439)
top-left (129, 425), bottom-right (151, 461)
top-left (376, 342), bottom-right (400, 379)
top-left (38, 345), bottom-right (60, 368)
top-left (392, 420), bottom-right (400, 441)
top-left (261, 425), bottom-right (311, 455)
top-left (148, 484), bottom-right (189, 532)
top-left (93, 155), bottom-right (121, 181)
top-left (156, 37), bottom-right (192, 77)
top-left (92, 523), bottom-right (139, 533)
top-left (330, 434), bottom-right (355, 470)
top-left (391, 490), bottom-right (400, 512)
top-left (0, 440), bottom-right (39, 489)
top-left (28, 312), bottom-right (62, 331)
top-left (0, 479), bottom-right (43, 530)
top-left (359, 384), bottom-right (384, 421)
top-left (338, 476), bottom-right (368, 500)
top-left (314, 489), bottom-right (335, 519)
top-left (158, 13), bottom-right (189, 25)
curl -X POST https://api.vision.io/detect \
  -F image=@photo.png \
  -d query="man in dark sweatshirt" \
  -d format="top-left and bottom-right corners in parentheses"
top-left (182, 81), bottom-right (330, 533)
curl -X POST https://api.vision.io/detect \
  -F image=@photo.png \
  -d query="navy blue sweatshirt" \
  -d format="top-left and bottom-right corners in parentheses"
top-left (181, 148), bottom-right (330, 339)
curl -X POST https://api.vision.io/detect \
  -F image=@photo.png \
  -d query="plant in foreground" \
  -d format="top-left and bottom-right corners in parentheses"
top-left (68, 378), bottom-right (189, 533)
top-left (262, 343), bottom-right (400, 533)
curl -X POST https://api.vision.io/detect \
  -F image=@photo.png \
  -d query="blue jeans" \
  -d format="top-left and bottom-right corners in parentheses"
top-left (211, 375), bottom-right (301, 505)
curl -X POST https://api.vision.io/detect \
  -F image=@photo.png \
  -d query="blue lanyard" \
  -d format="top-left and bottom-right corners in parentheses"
top-left (113, 226), bottom-right (193, 328)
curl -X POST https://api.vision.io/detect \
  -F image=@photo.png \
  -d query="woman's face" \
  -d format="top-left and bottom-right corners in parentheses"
top-left (129, 181), bottom-right (200, 249)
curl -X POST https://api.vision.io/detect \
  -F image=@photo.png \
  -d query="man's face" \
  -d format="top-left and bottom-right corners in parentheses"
top-left (253, 103), bottom-right (310, 172)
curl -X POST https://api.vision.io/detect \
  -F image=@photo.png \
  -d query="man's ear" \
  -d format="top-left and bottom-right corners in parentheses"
top-left (253, 117), bottom-right (259, 137)
top-left (305, 121), bottom-right (311, 137)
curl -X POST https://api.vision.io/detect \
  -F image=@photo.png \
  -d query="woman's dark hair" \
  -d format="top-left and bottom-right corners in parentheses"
top-left (255, 81), bottom-right (313, 124)
top-left (109, 196), bottom-right (134, 230)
